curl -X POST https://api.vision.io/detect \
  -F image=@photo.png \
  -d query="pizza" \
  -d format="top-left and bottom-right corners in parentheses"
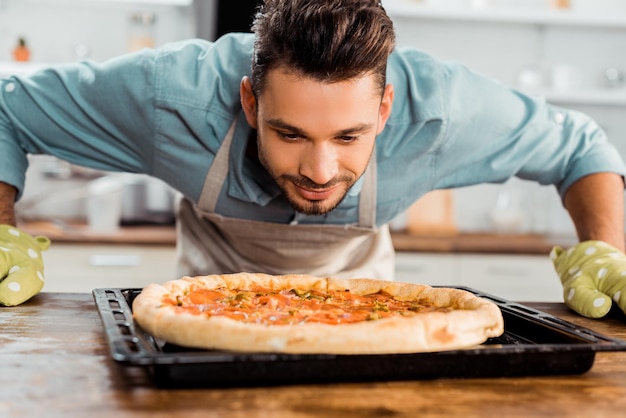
top-left (132, 272), bottom-right (504, 354)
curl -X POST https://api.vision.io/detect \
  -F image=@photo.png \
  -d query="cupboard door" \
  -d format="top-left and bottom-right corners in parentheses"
top-left (457, 254), bottom-right (563, 302)
top-left (41, 244), bottom-right (177, 292)
top-left (394, 252), bottom-right (458, 286)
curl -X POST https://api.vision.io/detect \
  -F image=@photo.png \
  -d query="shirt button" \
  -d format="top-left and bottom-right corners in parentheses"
top-left (4, 82), bottom-right (15, 93)
top-left (554, 112), bottom-right (565, 124)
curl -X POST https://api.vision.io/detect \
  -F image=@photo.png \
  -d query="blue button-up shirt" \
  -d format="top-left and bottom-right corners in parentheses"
top-left (0, 33), bottom-right (624, 227)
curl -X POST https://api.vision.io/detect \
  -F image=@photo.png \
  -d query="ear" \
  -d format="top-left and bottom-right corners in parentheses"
top-left (376, 83), bottom-right (394, 135)
top-left (240, 76), bottom-right (258, 129)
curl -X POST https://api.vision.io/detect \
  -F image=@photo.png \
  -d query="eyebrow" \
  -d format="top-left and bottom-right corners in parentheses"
top-left (265, 118), bottom-right (374, 137)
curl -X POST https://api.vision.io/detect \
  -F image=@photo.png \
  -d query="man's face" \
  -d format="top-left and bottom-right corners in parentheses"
top-left (241, 68), bottom-right (394, 215)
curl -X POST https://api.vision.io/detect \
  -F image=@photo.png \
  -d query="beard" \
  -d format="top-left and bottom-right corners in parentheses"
top-left (257, 145), bottom-right (357, 216)
top-left (279, 173), bottom-right (355, 215)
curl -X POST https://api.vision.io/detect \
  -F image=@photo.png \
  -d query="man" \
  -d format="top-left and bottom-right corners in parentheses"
top-left (0, 0), bottom-right (625, 319)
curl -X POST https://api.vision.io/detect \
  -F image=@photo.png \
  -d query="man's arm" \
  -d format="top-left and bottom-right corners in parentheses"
top-left (563, 172), bottom-right (625, 251)
top-left (0, 181), bottom-right (51, 306)
top-left (552, 171), bottom-right (626, 318)
top-left (0, 182), bottom-right (16, 226)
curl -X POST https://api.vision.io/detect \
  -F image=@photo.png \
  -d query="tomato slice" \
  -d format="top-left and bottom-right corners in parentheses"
top-left (165, 287), bottom-right (450, 325)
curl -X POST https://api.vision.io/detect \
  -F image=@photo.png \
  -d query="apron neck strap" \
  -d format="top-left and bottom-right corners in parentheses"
top-left (358, 148), bottom-right (377, 228)
top-left (199, 115), bottom-right (377, 228)
top-left (199, 117), bottom-right (238, 213)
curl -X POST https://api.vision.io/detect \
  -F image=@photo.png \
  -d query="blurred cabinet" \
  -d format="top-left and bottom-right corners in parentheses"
top-left (382, 0), bottom-right (626, 117)
top-left (42, 243), bottom-right (177, 292)
top-left (394, 252), bottom-right (562, 302)
top-left (84, 0), bottom-right (192, 4)
top-left (41, 243), bottom-right (564, 302)
top-left (456, 254), bottom-right (562, 302)
top-left (394, 252), bottom-right (458, 286)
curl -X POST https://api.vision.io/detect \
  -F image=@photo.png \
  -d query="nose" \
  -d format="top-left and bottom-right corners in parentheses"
top-left (299, 143), bottom-right (339, 186)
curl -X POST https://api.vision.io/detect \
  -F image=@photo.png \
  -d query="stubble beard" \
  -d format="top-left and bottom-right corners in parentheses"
top-left (257, 145), bottom-right (355, 216)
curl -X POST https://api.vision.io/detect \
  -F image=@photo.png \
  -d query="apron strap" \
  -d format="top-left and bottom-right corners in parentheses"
top-left (198, 115), bottom-right (377, 228)
top-left (358, 148), bottom-right (377, 229)
top-left (198, 117), bottom-right (238, 213)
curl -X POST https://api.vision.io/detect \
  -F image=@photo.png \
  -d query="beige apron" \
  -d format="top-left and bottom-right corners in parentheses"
top-left (174, 118), bottom-right (395, 280)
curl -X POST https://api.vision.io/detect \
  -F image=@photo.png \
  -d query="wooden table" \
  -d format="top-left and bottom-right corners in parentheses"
top-left (2, 293), bottom-right (626, 417)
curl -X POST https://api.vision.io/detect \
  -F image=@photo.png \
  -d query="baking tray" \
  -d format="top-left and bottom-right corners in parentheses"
top-left (93, 287), bottom-right (626, 387)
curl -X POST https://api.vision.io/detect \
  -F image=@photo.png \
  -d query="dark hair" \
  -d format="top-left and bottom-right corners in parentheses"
top-left (251, 0), bottom-right (396, 97)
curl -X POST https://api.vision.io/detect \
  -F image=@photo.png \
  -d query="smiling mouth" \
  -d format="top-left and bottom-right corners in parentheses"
top-left (294, 184), bottom-right (339, 201)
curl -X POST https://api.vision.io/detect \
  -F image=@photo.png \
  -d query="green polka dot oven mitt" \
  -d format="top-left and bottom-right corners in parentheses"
top-left (0, 225), bottom-right (50, 306)
top-left (552, 240), bottom-right (626, 319)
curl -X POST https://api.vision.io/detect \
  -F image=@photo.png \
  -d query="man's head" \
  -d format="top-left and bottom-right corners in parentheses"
top-left (240, 0), bottom-right (396, 216)
top-left (250, 0), bottom-right (396, 97)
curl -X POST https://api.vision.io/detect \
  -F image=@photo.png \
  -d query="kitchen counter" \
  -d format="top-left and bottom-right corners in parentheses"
top-left (2, 292), bottom-right (626, 417)
top-left (390, 231), bottom-right (578, 255)
top-left (19, 220), bottom-right (177, 246)
top-left (18, 220), bottom-right (577, 254)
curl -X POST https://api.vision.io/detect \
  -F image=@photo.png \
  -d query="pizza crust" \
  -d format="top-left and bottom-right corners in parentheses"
top-left (132, 273), bottom-right (504, 354)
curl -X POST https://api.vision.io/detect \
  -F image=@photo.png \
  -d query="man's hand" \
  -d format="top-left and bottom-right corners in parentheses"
top-left (0, 225), bottom-right (50, 306)
top-left (556, 173), bottom-right (626, 318)
top-left (551, 241), bottom-right (626, 318)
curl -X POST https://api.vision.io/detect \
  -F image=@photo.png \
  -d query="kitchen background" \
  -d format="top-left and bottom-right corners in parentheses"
top-left (1, 0), bottom-right (625, 299)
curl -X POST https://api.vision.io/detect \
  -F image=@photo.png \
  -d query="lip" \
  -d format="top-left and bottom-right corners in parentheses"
top-left (294, 184), bottom-right (339, 201)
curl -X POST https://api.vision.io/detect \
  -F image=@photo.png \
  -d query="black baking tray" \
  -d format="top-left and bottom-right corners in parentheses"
top-left (93, 287), bottom-right (626, 387)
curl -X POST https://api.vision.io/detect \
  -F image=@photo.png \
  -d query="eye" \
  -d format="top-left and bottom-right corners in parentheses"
top-left (337, 135), bottom-right (358, 144)
top-left (277, 131), bottom-right (301, 141)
